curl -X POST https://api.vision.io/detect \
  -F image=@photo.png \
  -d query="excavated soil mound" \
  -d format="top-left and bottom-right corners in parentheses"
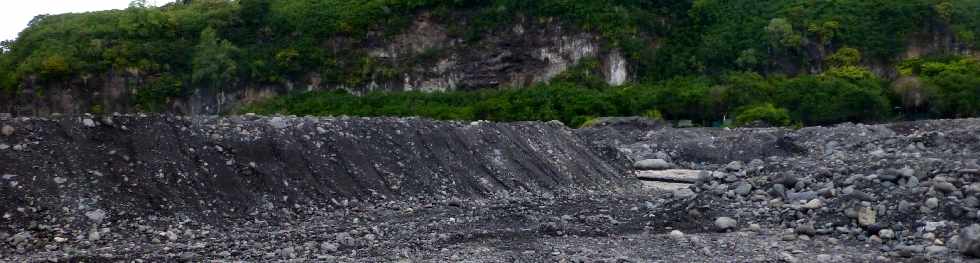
top-left (0, 115), bottom-right (631, 231)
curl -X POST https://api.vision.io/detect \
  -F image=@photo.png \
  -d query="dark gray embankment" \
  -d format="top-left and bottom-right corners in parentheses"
top-left (0, 115), bottom-right (632, 229)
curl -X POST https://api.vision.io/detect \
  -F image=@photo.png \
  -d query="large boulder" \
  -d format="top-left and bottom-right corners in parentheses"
top-left (960, 224), bottom-right (980, 258)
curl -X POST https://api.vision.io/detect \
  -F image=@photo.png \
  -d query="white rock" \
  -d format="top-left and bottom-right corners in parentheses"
top-left (801, 199), bottom-right (823, 209)
top-left (669, 230), bottom-right (685, 240)
top-left (857, 207), bottom-right (876, 226)
top-left (82, 119), bottom-right (97, 128)
top-left (0, 125), bottom-right (13, 136)
top-left (85, 209), bottom-right (107, 223)
top-left (714, 217), bottom-right (738, 231)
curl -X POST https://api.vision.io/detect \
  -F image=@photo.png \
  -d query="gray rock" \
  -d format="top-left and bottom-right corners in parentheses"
top-left (724, 161), bottom-right (744, 172)
top-left (179, 252), bottom-right (201, 261)
top-left (714, 217), bottom-right (738, 232)
top-left (925, 221), bottom-right (947, 232)
top-left (786, 191), bottom-right (817, 202)
top-left (795, 223), bottom-right (817, 236)
top-left (934, 182), bottom-right (957, 193)
top-left (82, 119), bottom-right (97, 128)
top-left (906, 176), bottom-right (920, 188)
top-left (11, 231), bottom-right (32, 245)
top-left (879, 229), bottom-right (895, 239)
top-left (320, 242), bottom-right (339, 252)
top-left (897, 245), bottom-right (925, 258)
top-left (634, 159), bottom-right (673, 170)
top-left (87, 230), bottom-right (101, 241)
top-left (268, 117), bottom-right (289, 129)
top-left (925, 245), bottom-right (947, 256)
top-left (959, 224), bottom-right (980, 258)
top-left (85, 209), bottom-right (107, 223)
top-left (925, 197), bottom-right (940, 209)
top-left (1, 125), bottom-right (13, 136)
top-left (734, 182), bottom-right (752, 196)
top-left (965, 196), bottom-right (979, 208)
top-left (769, 184), bottom-right (786, 198)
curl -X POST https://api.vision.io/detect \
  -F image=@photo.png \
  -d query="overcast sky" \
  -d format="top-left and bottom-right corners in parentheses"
top-left (1, 0), bottom-right (174, 41)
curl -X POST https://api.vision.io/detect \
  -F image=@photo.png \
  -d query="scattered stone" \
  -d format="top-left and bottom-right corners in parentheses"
top-left (724, 161), bottom-right (744, 172)
top-left (1, 125), bottom-right (14, 136)
top-left (925, 198), bottom-right (940, 209)
top-left (85, 209), bottom-right (107, 223)
top-left (82, 118), bottom-right (97, 128)
top-left (795, 223), bottom-right (817, 236)
top-left (11, 231), bottom-right (32, 245)
top-left (959, 224), bottom-right (980, 258)
top-left (179, 252), bottom-right (201, 261)
top-left (88, 230), bottom-right (101, 241)
top-left (925, 245), bottom-right (947, 256)
top-left (879, 229), bottom-right (895, 239)
top-left (925, 221), bottom-right (947, 232)
top-left (634, 159), bottom-right (673, 170)
top-left (934, 182), bottom-right (957, 193)
top-left (734, 182), bottom-right (752, 196)
top-left (895, 167), bottom-right (915, 178)
top-left (714, 217), bottom-right (737, 232)
top-left (801, 199), bottom-right (823, 210)
top-left (786, 191), bottom-right (817, 202)
top-left (857, 207), bottom-right (876, 227)
top-left (321, 242), bottom-right (339, 252)
top-left (897, 245), bottom-right (925, 258)
top-left (669, 230), bottom-right (685, 240)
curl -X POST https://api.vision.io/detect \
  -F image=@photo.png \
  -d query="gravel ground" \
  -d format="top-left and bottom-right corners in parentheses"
top-left (4, 116), bottom-right (980, 262)
top-left (3, 188), bottom-right (919, 262)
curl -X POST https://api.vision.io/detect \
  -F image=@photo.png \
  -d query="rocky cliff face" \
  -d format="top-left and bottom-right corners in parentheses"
top-left (1, 15), bottom-right (630, 116)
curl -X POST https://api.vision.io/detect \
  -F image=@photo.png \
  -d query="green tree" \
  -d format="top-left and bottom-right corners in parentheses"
top-left (765, 18), bottom-right (802, 50)
top-left (826, 47), bottom-right (862, 67)
top-left (192, 27), bottom-right (239, 91)
top-left (735, 103), bottom-right (791, 127)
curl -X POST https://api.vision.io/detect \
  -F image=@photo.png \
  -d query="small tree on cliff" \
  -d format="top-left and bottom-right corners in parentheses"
top-left (192, 27), bottom-right (239, 108)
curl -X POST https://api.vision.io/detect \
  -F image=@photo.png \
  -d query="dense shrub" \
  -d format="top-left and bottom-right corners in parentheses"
top-left (0, 0), bottom-right (978, 127)
top-left (735, 103), bottom-right (791, 127)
